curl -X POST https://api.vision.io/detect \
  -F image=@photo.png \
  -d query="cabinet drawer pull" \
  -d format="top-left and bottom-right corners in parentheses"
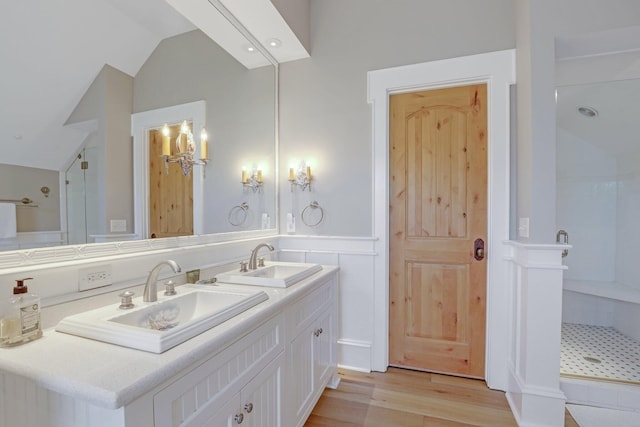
top-left (314, 327), bottom-right (324, 337)
top-left (244, 402), bottom-right (254, 413)
top-left (235, 413), bottom-right (244, 424)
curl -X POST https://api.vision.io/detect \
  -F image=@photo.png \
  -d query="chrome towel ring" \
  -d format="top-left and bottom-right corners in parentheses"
top-left (301, 201), bottom-right (324, 227)
top-left (228, 202), bottom-right (249, 226)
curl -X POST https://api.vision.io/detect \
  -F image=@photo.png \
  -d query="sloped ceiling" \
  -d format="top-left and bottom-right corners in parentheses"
top-left (1, 0), bottom-right (309, 172)
top-left (1, 0), bottom-right (194, 171)
top-left (556, 25), bottom-right (640, 158)
top-left (557, 78), bottom-right (640, 157)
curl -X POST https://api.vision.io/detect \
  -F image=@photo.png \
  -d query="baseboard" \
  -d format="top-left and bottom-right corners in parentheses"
top-left (338, 339), bottom-right (372, 372)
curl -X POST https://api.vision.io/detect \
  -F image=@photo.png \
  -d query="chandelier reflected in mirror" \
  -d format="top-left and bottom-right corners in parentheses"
top-left (161, 120), bottom-right (209, 177)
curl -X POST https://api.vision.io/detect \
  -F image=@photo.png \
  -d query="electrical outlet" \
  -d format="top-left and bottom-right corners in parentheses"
top-left (78, 265), bottom-right (113, 291)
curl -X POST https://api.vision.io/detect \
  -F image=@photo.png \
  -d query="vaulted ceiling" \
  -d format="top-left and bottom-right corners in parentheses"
top-left (1, 0), bottom-right (308, 171)
top-left (2, 0), bottom-right (198, 170)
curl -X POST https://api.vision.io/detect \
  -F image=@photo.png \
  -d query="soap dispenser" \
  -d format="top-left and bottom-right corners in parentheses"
top-left (0, 278), bottom-right (42, 347)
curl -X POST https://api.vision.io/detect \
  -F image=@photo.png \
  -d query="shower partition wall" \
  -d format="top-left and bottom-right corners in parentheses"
top-left (65, 147), bottom-right (99, 245)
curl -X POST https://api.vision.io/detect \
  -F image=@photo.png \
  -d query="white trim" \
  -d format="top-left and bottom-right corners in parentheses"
top-left (367, 50), bottom-right (515, 390)
top-left (337, 339), bottom-right (373, 373)
top-left (131, 101), bottom-right (206, 239)
top-left (58, 171), bottom-right (67, 242)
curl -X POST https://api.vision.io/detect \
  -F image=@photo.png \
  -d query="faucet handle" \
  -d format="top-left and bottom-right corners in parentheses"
top-left (257, 257), bottom-right (265, 267)
top-left (239, 261), bottom-right (248, 272)
top-left (119, 291), bottom-right (135, 309)
top-left (164, 280), bottom-right (177, 296)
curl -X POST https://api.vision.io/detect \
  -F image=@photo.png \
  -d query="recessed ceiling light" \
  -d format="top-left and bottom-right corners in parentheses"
top-left (244, 45), bottom-right (257, 53)
top-left (13, 134), bottom-right (22, 140)
top-left (266, 38), bottom-right (282, 48)
top-left (577, 106), bottom-right (598, 118)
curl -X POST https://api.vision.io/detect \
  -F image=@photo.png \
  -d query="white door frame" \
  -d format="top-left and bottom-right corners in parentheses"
top-left (368, 49), bottom-right (515, 390)
top-left (131, 101), bottom-right (206, 239)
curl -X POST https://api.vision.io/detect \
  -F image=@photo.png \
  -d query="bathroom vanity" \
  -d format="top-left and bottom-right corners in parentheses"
top-left (0, 266), bottom-right (338, 427)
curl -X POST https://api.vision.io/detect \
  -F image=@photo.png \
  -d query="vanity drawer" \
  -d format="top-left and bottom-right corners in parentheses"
top-left (288, 277), bottom-right (335, 338)
top-left (153, 313), bottom-right (284, 427)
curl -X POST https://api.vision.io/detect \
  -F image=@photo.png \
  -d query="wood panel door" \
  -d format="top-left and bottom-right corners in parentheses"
top-left (389, 84), bottom-right (488, 378)
top-left (148, 124), bottom-right (193, 238)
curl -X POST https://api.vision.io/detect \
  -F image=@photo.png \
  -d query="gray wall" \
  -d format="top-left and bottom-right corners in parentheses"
top-left (133, 30), bottom-right (276, 233)
top-left (66, 65), bottom-right (134, 235)
top-left (515, 0), bottom-right (640, 243)
top-left (278, 0), bottom-right (516, 236)
top-left (0, 164), bottom-right (60, 232)
top-left (105, 66), bottom-right (134, 234)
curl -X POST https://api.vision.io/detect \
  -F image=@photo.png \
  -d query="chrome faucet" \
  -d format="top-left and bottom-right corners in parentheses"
top-left (143, 260), bottom-right (182, 302)
top-left (248, 243), bottom-right (274, 270)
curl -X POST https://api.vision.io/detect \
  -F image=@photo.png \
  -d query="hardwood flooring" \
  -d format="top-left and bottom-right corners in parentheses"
top-left (305, 368), bottom-right (580, 426)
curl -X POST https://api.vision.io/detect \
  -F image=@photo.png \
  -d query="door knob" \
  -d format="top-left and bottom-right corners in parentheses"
top-left (474, 238), bottom-right (485, 261)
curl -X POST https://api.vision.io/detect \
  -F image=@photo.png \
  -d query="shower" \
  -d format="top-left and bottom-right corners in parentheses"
top-left (65, 147), bottom-right (99, 245)
top-left (556, 78), bottom-right (640, 408)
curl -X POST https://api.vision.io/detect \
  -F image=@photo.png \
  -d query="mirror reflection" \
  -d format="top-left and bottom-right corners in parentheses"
top-left (0, 0), bottom-right (276, 251)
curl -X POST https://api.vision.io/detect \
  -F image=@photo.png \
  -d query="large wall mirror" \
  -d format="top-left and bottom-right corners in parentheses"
top-left (0, 0), bottom-right (277, 260)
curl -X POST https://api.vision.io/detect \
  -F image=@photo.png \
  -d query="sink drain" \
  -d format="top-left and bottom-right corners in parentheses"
top-left (583, 356), bottom-right (602, 364)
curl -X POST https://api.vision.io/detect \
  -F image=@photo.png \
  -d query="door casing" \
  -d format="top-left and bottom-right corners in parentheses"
top-left (368, 49), bottom-right (515, 391)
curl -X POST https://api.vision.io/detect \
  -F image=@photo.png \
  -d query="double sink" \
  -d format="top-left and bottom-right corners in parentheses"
top-left (56, 262), bottom-right (322, 353)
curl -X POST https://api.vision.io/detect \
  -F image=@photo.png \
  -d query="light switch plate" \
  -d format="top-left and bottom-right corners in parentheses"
top-left (110, 219), bottom-right (126, 232)
top-left (518, 217), bottom-right (530, 238)
top-left (286, 213), bottom-right (295, 233)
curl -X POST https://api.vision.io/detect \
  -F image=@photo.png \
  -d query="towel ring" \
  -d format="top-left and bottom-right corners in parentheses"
top-left (301, 201), bottom-right (324, 227)
top-left (228, 202), bottom-right (249, 226)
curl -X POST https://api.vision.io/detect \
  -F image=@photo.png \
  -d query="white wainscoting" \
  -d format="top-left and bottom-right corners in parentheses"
top-left (278, 235), bottom-right (377, 372)
top-left (0, 371), bottom-right (125, 427)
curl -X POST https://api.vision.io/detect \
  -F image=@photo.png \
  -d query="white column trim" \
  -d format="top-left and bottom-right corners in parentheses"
top-left (367, 50), bottom-right (516, 390)
top-left (505, 241), bottom-right (567, 426)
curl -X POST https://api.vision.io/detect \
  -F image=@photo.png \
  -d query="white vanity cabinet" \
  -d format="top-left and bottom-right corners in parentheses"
top-left (153, 314), bottom-right (285, 427)
top-left (0, 267), bottom-right (338, 427)
top-left (195, 352), bottom-right (284, 427)
top-left (287, 274), bottom-right (339, 427)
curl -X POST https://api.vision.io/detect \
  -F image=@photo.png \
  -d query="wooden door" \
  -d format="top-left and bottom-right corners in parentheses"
top-left (148, 124), bottom-right (194, 238)
top-left (389, 84), bottom-right (487, 378)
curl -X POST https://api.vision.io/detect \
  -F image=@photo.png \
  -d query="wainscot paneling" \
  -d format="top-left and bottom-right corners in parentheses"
top-left (278, 235), bottom-right (377, 372)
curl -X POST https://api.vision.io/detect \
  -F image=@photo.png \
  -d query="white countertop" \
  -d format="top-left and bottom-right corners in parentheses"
top-left (0, 266), bottom-right (337, 410)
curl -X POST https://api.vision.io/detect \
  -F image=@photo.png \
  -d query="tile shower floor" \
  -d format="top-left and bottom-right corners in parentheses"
top-left (561, 323), bottom-right (640, 384)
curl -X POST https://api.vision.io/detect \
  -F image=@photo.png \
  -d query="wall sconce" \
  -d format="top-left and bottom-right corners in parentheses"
top-left (161, 121), bottom-right (209, 177)
top-left (242, 165), bottom-right (264, 193)
top-left (288, 161), bottom-right (312, 192)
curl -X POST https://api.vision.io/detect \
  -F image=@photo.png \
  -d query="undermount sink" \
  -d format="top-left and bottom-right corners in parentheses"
top-left (55, 285), bottom-right (268, 353)
top-left (215, 262), bottom-right (322, 288)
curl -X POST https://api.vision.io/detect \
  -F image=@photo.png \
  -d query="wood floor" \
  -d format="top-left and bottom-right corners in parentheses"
top-left (305, 368), bottom-right (580, 426)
